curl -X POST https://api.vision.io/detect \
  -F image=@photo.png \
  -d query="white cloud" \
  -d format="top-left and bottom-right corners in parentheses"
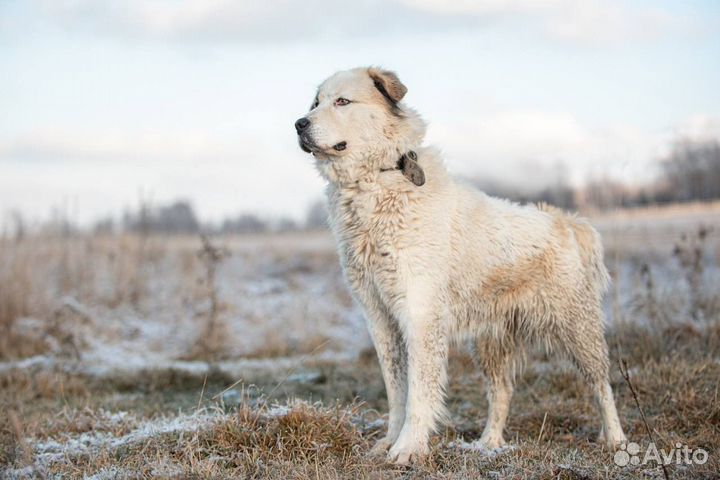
top-left (33, 0), bottom-right (689, 45)
top-left (672, 115), bottom-right (720, 142)
top-left (403, 0), bottom-right (683, 44)
top-left (542, 1), bottom-right (679, 44)
top-left (37, 0), bottom-right (407, 43)
top-left (427, 110), bottom-right (720, 189)
top-left (400, 0), bottom-right (554, 15)
top-left (430, 110), bottom-right (590, 161)
top-left (0, 128), bottom-right (237, 162)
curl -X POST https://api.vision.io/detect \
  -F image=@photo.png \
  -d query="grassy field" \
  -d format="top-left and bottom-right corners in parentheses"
top-left (2, 202), bottom-right (720, 479)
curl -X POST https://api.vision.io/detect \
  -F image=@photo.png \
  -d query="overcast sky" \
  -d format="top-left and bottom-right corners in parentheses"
top-left (1, 0), bottom-right (719, 225)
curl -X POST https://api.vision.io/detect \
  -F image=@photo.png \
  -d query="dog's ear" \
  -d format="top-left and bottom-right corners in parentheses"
top-left (368, 68), bottom-right (407, 104)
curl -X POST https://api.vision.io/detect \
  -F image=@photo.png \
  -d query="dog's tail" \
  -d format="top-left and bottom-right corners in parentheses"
top-left (537, 203), bottom-right (610, 294)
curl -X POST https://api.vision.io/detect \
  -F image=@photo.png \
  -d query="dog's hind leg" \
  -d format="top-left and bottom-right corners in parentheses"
top-left (472, 334), bottom-right (516, 450)
top-left (556, 303), bottom-right (627, 449)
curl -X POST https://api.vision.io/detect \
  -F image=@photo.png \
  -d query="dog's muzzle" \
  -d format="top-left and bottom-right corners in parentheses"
top-left (295, 117), bottom-right (318, 153)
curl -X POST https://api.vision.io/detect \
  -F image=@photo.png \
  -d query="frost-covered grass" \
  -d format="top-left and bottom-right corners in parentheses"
top-left (3, 335), bottom-right (718, 478)
top-left (0, 231), bottom-right (368, 364)
top-left (1, 204), bottom-right (720, 478)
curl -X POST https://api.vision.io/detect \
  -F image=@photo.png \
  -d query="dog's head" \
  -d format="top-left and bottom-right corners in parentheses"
top-left (295, 67), bottom-right (426, 184)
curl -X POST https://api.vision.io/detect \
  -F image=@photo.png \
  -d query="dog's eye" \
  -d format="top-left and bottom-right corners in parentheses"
top-left (335, 98), bottom-right (351, 106)
top-left (311, 98), bottom-right (319, 110)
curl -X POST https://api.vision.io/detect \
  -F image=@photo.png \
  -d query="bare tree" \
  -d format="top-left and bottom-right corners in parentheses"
top-left (582, 177), bottom-right (631, 210)
top-left (662, 139), bottom-right (720, 202)
top-left (123, 200), bottom-right (199, 234)
top-left (220, 213), bottom-right (267, 234)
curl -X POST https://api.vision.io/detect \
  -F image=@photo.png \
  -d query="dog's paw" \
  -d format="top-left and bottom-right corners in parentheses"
top-left (598, 426), bottom-right (628, 450)
top-left (387, 442), bottom-right (428, 465)
top-left (477, 434), bottom-right (505, 450)
top-left (604, 434), bottom-right (628, 451)
top-left (367, 437), bottom-right (394, 457)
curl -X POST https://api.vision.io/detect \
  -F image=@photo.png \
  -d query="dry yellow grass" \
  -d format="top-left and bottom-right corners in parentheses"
top-left (1, 209), bottom-right (719, 478)
top-left (1, 317), bottom-right (718, 478)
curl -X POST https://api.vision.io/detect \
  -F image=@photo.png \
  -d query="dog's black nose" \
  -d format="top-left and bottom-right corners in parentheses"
top-left (295, 117), bottom-right (310, 133)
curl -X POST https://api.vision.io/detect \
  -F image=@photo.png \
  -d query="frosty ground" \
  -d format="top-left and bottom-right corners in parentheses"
top-left (2, 203), bottom-right (720, 479)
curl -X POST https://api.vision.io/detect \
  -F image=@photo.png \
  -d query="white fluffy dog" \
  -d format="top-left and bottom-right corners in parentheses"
top-left (295, 67), bottom-right (627, 464)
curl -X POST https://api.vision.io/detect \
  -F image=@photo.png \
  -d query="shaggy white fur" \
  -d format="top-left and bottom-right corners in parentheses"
top-left (296, 67), bottom-right (627, 465)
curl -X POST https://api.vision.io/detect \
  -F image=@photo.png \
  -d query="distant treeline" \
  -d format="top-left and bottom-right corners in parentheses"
top-left (109, 201), bottom-right (319, 235)
top-left (4, 139), bottom-right (719, 237)
top-left (474, 138), bottom-right (720, 211)
top-left (102, 198), bottom-right (328, 235)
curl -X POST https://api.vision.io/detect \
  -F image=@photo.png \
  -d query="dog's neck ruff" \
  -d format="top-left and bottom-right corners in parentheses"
top-left (380, 150), bottom-right (425, 186)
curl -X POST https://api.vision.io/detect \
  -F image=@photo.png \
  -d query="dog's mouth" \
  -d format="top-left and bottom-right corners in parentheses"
top-left (298, 134), bottom-right (319, 154)
top-left (298, 135), bottom-right (347, 157)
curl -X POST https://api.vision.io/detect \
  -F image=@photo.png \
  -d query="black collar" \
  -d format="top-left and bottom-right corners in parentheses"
top-left (380, 150), bottom-right (425, 186)
top-left (380, 150), bottom-right (417, 172)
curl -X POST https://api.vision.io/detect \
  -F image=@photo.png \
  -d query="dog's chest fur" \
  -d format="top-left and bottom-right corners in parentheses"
top-left (327, 184), bottom-right (414, 290)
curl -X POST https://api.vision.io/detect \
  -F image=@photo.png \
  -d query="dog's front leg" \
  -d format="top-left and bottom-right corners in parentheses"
top-left (388, 298), bottom-right (449, 465)
top-left (355, 287), bottom-right (408, 456)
